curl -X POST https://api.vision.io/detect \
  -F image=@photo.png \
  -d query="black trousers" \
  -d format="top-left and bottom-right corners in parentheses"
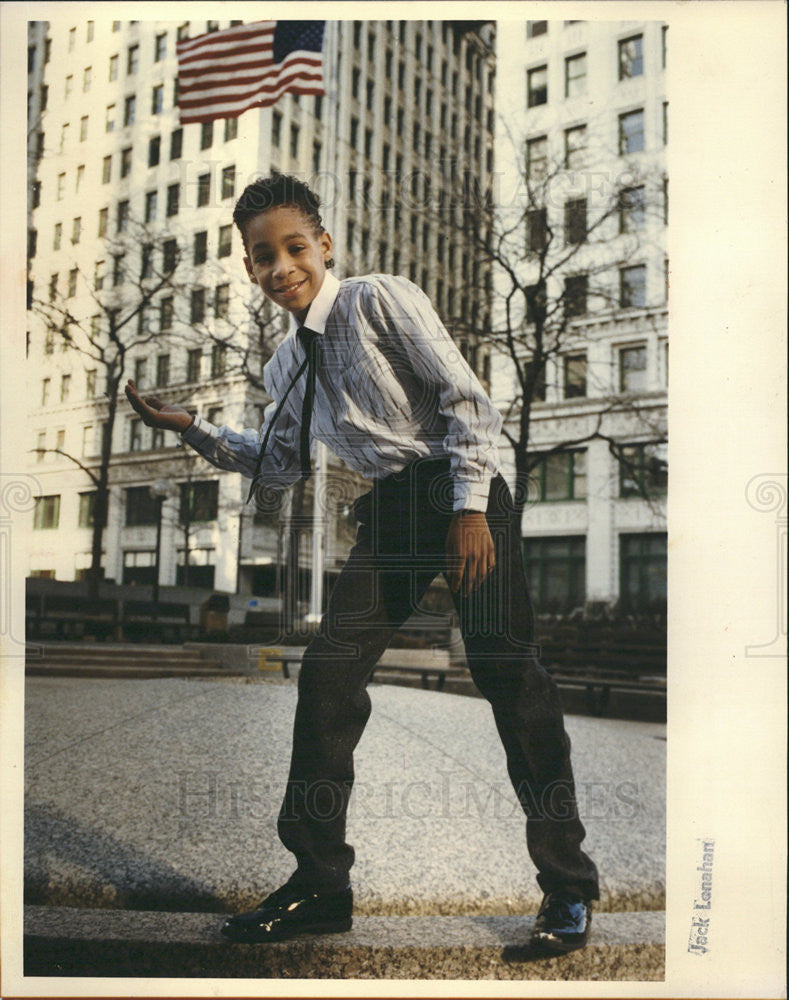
top-left (277, 456), bottom-right (599, 901)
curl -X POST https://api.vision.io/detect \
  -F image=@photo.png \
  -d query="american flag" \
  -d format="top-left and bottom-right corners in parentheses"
top-left (176, 21), bottom-right (326, 124)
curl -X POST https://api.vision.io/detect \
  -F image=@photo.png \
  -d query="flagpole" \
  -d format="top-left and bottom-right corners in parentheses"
top-left (307, 19), bottom-right (339, 623)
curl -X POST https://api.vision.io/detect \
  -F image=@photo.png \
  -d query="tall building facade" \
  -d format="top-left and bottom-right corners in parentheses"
top-left (25, 18), bottom-right (496, 600)
top-left (492, 19), bottom-right (668, 615)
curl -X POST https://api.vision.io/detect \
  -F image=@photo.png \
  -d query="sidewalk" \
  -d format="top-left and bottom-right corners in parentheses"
top-left (24, 675), bottom-right (666, 978)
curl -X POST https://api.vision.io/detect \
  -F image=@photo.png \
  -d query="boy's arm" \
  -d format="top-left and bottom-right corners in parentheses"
top-left (367, 276), bottom-right (502, 513)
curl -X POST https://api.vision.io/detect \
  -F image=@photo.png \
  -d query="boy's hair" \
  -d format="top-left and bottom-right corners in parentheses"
top-left (233, 174), bottom-right (334, 268)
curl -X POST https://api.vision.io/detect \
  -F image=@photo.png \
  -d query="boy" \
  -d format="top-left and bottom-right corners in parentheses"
top-left (125, 174), bottom-right (599, 953)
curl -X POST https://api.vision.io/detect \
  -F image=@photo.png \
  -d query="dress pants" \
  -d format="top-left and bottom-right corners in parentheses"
top-left (277, 456), bottom-right (599, 901)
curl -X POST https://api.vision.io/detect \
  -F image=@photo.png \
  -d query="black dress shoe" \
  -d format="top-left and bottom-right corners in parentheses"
top-left (529, 891), bottom-right (591, 953)
top-left (221, 882), bottom-right (353, 943)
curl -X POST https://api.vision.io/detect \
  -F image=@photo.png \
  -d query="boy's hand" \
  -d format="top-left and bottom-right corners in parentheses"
top-left (124, 379), bottom-right (194, 433)
top-left (446, 512), bottom-right (496, 597)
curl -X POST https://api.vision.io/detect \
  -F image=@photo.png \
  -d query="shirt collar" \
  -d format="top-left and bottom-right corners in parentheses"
top-left (288, 271), bottom-right (340, 337)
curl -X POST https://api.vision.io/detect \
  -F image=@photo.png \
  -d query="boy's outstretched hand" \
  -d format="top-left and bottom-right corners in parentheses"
top-left (124, 379), bottom-right (194, 433)
top-left (446, 512), bottom-right (496, 597)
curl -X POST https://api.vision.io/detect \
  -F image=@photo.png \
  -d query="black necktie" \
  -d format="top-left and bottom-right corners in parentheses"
top-left (246, 326), bottom-right (319, 504)
top-left (297, 326), bottom-right (319, 480)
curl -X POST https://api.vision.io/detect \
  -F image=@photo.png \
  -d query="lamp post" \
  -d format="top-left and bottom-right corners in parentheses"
top-left (149, 479), bottom-right (172, 605)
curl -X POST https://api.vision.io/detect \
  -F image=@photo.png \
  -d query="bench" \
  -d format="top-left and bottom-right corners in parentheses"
top-left (540, 634), bottom-right (666, 715)
top-left (120, 600), bottom-right (199, 644)
top-left (254, 646), bottom-right (454, 690)
top-left (26, 593), bottom-right (119, 641)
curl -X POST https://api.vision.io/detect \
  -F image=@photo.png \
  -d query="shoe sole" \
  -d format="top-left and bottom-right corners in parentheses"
top-left (222, 917), bottom-right (352, 944)
top-left (530, 932), bottom-right (588, 954)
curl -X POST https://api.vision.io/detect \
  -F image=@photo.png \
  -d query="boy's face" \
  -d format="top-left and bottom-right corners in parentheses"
top-left (243, 205), bottom-right (333, 325)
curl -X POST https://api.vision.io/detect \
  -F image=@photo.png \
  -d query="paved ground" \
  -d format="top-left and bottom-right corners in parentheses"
top-left (25, 675), bottom-right (666, 916)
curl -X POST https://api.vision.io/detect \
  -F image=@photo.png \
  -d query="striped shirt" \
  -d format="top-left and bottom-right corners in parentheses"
top-left (182, 272), bottom-right (502, 512)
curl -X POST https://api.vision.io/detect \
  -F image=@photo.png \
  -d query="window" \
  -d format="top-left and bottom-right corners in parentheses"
top-left (524, 359), bottom-right (546, 400)
top-left (134, 358), bottom-right (147, 388)
top-left (272, 111), bottom-right (282, 146)
top-left (86, 369), bottom-right (97, 397)
top-left (197, 173), bottom-right (210, 207)
top-left (121, 95), bottom-right (136, 128)
top-left (527, 20), bottom-right (548, 37)
top-left (564, 198), bottom-right (587, 244)
top-left (170, 128), bottom-right (183, 160)
top-left (166, 183), bottom-right (179, 216)
top-left (211, 343), bottom-right (227, 377)
top-left (67, 269), bottom-right (78, 297)
top-left (525, 135), bottom-right (547, 181)
top-left (527, 65), bottom-right (547, 107)
top-left (83, 66), bottom-right (92, 92)
top-left (619, 343), bottom-right (648, 391)
top-left (224, 117), bottom-right (238, 142)
top-left (187, 349), bottom-right (202, 382)
top-left (41, 378), bottom-right (50, 405)
top-left (618, 109), bottom-right (644, 154)
top-left (102, 156), bottom-right (111, 183)
top-left (564, 274), bottom-right (588, 318)
top-left (522, 536), bottom-right (586, 613)
top-left (109, 54), bottom-right (118, 81)
top-left (87, 21), bottom-right (94, 42)
top-left (146, 135), bottom-right (161, 168)
top-left (65, 75), bottom-right (73, 100)
top-left (217, 224), bottom-right (232, 257)
top-left (618, 34), bottom-right (643, 80)
top-left (154, 32), bottom-right (167, 61)
top-left (120, 146), bottom-right (132, 178)
top-left (125, 486), bottom-right (159, 526)
top-left (57, 173), bottom-right (65, 200)
top-left (160, 297), bottom-right (174, 332)
top-left (289, 123), bottom-right (299, 158)
top-left (531, 450), bottom-right (587, 502)
top-left (619, 532), bottom-right (667, 613)
top-left (662, 25), bottom-right (668, 69)
top-left (97, 208), bottom-right (108, 237)
top-left (565, 52), bottom-right (586, 97)
top-left (563, 354), bottom-right (587, 397)
top-left (71, 217), bottom-right (82, 244)
top-left (112, 253), bottom-right (125, 286)
top-left (620, 443), bottom-right (667, 499)
top-left (193, 230), bottom-right (208, 265)
top-left (663, 102), bottom-right (668, 145)
top-left (105, 104), bottom-right (115, 132)
top-left (151, 354), bottom-right (169, 388)
top-left (564, 124), bottom-right (586, 169)
top-left (312, 140), bottom-right (322, 173)
top-left (36, 431), bottom-right (46, 461)
top-left (221, 165), bottom-right (235, 199)
top-left (526, 208), bottom-right (547, 251)
top-left (214, 284), bottom-right (230, 319)
top-left (144, 190), bottom-right (157, 223)
top-left (179, 480), bottom-right (219, 523)
top-left (116, 200), bottom-right (129, 233)
top-left (49, 273), bottom-right (59, 301)
top-left (200, 121), bottom-right (213, 150)
top-left (619, 265), bottom-right (646, 309)
top-left (78, 491), bottom-right (102, 528)
top-left (190, 288), bottom-right (205, 323)
top-left (79, 115), bottom-right (88, 141)
top-left (60, 374), bottom-right (71, 402)
top-left (162, 239), bottom-right (177, 273)
top-left (127, 44), bottom-right (139, 74)
top-left (151, 84), bottom-right (163, 114)
top-left (33, 495), bottom-right (61, 530)
top-left (618, 186), bottom-right (646, 232)
top-left (54, 222), bottom-right (63, 250)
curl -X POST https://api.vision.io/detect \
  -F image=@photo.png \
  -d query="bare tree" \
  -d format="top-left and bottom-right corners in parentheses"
top-left (434, 124), bottom-right (668, 523)
top-left (29, 220), bottom-right (186, 595)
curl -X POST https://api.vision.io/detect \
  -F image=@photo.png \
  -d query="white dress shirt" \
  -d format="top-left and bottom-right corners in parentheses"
top-left (182, 271), bottom-right (502, 512)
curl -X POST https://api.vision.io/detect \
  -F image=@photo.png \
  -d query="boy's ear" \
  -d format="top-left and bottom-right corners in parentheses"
top-left (321, 230), bottom-right (333, 264)
top-left (243, 255), bottom-right (256, 282)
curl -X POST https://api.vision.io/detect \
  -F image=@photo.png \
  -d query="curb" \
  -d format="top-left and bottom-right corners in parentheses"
top-left (24, 906), bottom-right (665, 980)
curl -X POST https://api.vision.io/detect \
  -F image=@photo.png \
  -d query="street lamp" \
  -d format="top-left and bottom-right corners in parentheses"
top-left (149, 479), bottom-right (173, 604)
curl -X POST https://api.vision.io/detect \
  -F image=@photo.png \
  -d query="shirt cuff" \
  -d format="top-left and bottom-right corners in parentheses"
top-left (453, 479), bottom-right (492, 513)
top-left (181, 413), bottom-right (216, 447)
